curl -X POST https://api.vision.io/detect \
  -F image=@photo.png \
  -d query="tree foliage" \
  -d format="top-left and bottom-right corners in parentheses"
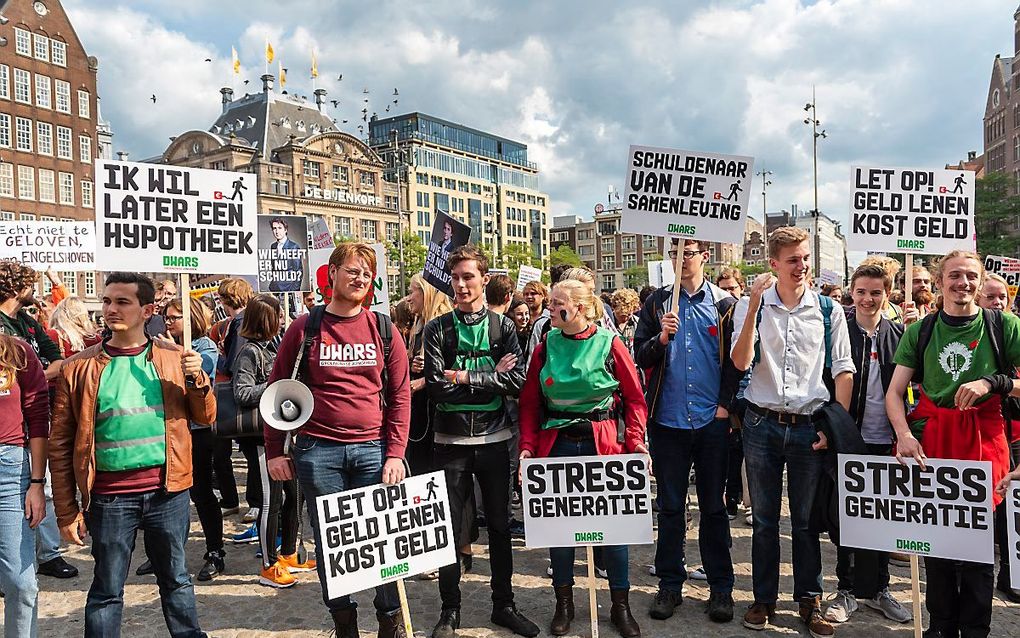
top-left (549, 245), bottom-right (583, 268)
top-left (496, 242), bottom-right (542, 283)
top-left (385, 231), bottom-right (426, 296)
top-left (975, 171), bottom-right (1020, 258)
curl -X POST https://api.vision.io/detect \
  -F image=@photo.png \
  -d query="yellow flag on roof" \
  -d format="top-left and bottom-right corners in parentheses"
top-left (279, 60), bottom-right (286, 87)
top-left (231, 46), bottom-right (240, 75)
top-left (265, 40), bottom-right (274, 64)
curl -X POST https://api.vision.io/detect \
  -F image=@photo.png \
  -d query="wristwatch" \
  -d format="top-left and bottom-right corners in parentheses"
top-left (29, 477), bottom-right (45, 485)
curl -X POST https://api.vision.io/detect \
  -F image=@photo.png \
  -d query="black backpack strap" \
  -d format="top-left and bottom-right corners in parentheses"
top-left (373, 310), bottom-right (394, 409)
top-left (910, 313), bottom-right (938, 384)
top-left (487, 310), bottom-right (504, 361)
top-left (293, 305), bottom-right (325, 380)
top-left (983, 309), bottom-right (1009, 376)
top-left (440, 312), bottom-right (456, 369)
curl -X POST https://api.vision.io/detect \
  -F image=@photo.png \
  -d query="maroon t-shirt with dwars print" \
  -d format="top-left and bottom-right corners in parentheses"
top-left (264, 309), bottom-right (410, 461)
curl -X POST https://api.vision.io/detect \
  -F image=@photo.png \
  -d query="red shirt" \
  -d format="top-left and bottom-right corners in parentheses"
top-left (0, 343), bottom-right (49, 446)
top-left (264, 309), bottom-right (411, 461)
top-left (91, 342), bottom-right (164, 495)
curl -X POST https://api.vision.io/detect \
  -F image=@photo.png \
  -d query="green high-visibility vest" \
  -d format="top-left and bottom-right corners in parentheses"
top-left (436, 313), bottom-right (503, 413)
top-left (94, 345), bottom-right (167, 472)
top-left (539, 327), bottom-right (618, 430)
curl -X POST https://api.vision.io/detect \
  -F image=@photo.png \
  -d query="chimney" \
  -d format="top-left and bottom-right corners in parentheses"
top-left (116, 151), bottom-right (129, 161)
top-left (314, 88), bottom-right (327, 112)
top-left (968, 150), bottom-right (976, 161)
top-left (261, 74), bottom-right (274, 93)
top-left (220, 87), bottom-right (234, 113)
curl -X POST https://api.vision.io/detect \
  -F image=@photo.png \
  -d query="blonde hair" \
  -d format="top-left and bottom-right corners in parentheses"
top-left (559, 267), bottom-right (605, 320)
top-left (49, 297), bottom-right (97, 353)
top-left (0, 334), bottom-right (27, 390)
top-left (553, 279), bottom-right (598, 323)
top-left (983, 273), bottom-right (1013, 309)
top-left (610, 288), bottom-right (640, 317)
top-left (218, 278), bottom-right (254, 311)
top-left (933, 250), bottom-right (984, 285)
top-left (166, 297), bottom-right (213, 339)
top-left (768, 226), bottom-right (810, 257)
top-left (330, 241), bottom-right (377, 273)
top-left (409, 273), bottom-right (453, 353)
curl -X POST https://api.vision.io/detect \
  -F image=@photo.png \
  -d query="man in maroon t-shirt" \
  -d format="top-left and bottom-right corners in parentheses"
top-left (266, 242), bottom-right (411, 638)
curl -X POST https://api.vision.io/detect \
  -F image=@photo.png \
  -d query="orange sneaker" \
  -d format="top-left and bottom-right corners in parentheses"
top-left (259, 561), bottom-right (296, 588)
top-left (279, 552), bottom-right (317, 573)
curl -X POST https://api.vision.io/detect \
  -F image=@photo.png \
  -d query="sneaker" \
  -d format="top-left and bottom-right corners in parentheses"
top-left (231, 523), bottom-right (259, 544)
top-left (259, 561), bottom-right (296, 588)
top-left (279, 552), bottom-right (317, 573)
top-left (648, 588), bottom-right (683, 620)
top-left (491, 604), bottom-right (539, 638)
top-left (431, 608), bottom-right (460, 638)
top-left (197, 550), bottom-right (225, 582)
top-left (688, 566), bottom-right (708, 581)
top-left (134, 560), bottom-right (154, 576)
top-left (745, 510), bottom-right (753, 526)
top-left (418, 569), bottom-right (439, 581)
top-left (862, 588), bottom-right (912, 623)
top-left (220, 505), bottom-right (240, 516)
top-left (648, 564), bottom-right (655, 576)
top-left (888, 552), bottom-right (911, 566)
top-left (726, 502), bottom-right (739, 520)
top-left (546, 565), bottom-right (553, 577)
top-left (799, 597), bottom-right (835, 638)
top-left (706, 591), bottom-right (734, 623)
top-left (38, 556), bottom-right (79, 579)
top-left (823, 590), bottom-right (858, 623)
top-left (511, 491), bottom-right (522, 509)
top-left (742, 602), bottom-right (776, 630)
top-left (243, 507), bottom-right (260, 523)
top-left (508, 518), bottom-right (525, 538)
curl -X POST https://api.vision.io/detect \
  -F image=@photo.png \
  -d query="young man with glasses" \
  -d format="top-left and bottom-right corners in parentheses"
top-left (634, 238), bottom-right (740, 624)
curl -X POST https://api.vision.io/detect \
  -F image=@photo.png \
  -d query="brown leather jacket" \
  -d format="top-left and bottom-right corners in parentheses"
top-left (49, 339), bottom-right (216, 528)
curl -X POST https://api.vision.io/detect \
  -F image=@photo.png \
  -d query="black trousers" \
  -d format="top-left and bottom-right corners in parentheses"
top-left (189, 428), bottom-right (224, 553)
top-left (212, 437), bottom-right (239, 508)
top-left (434, 441), bottom-right (514, 610)
top-left (238, 438), bottom-right (264, 510)
top-left (924, 557), bottom-right (993, 638)
top-left (725, 428), bottom-right (743, 508)
top-left (255, 444), bottom-right (299, 568)
top-left (831, 442), bottom-right (892, 599)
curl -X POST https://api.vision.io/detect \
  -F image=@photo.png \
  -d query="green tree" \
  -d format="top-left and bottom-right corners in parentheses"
top-left (384, 231), bottom-right (426, 296)
top-left (975, 172), bottom-right (1020, 257)
top-left (624, 264), bottom-right (648, 289)
top-left (736, 261), bottom-right (769, 278)
top-left (549, 245), bottom-right (583, 268)
top-left (497, 243), bottom-right (542, 282)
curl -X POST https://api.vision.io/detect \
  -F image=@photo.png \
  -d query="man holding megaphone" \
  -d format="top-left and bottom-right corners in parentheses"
top-left (264, 242), bottom-right (411, 638)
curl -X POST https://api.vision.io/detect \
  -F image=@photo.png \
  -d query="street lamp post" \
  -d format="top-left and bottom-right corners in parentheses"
top-left (391, 129), bottom-right (407, 297)
top-left (756, 168), bottom-right (773, 260)
top-left (803, 86), bottom-right (827, 278)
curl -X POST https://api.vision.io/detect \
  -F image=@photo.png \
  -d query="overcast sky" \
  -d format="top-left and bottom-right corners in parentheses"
top-left (68, 0), bottom-right (1013, 237)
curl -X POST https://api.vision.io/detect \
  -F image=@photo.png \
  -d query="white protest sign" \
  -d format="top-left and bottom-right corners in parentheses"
top-left (621, 145), bottom-right (754, 243)
top-left (522, 454), bottom-right (653, 549)
top-left (309, 217), bottom-right (334, 250)
top-left (819, 269), bottom-right (842, 286)
top-left (646, 259), bottom-right (674, 289)
top-left (516, 265), bottom-right (543, 292)
top-left (368, 243), bottom-right (390, 316)
top-left (1006, 481), bottom-right (1020, 589)
top-left (848, 166), bottom-right (976, 255)
top-left (95, 159), bottom-right (258, 274)
top-left (839, 454), bottom-right (994, 564)
top-left (316, 471), bottom-right (455, 600)
top-left (984, 254), bottom-right (1020, 300)
top-left (0, 222), bottom-right (96, 271)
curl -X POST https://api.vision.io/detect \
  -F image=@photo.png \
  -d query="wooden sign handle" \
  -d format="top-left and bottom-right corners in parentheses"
top-left (396, 578), bottom-right (415, 637)
top-left (586, 545), bottom-right (599, 638)
top-left (910, 554), bottom-right (922, 638)
top-left (181, 274), bottom-right (192, 347)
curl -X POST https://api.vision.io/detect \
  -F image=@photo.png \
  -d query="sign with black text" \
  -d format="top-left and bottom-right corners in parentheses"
top-left (0, 221), bottom-right (95, 271)
top-left (315, 471), bottom-right (456, 600)
top-left (516, 265), bottom-right (542, 292)
top-left (422, 211), bottom-right (470, 297)
top-left (94, 159), bottom-right (258, 274)
top-left (984, 254), bottom-right (1020, 300)
top-left (257, 215), bottom-right (310, 293)
top-left (621, 145), bottom-right (754, 243)
top-left (521, 454), bottom-right (653, 548)
top-left (838, 454), bottom-right (993, 564)
top-left (1006, 481), bottom-right (1020, 588)
top-left (848, 166), bottom-right (976, 255)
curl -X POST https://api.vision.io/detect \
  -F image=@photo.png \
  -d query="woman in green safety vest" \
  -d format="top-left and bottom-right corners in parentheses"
top-left (518, 279), bottom-right (649, 638)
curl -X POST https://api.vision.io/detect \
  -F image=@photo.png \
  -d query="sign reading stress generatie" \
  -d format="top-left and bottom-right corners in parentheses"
top-left (94, 159), bottom-right (258, 274)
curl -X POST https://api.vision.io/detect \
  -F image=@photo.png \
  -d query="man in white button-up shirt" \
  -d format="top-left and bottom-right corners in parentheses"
top-left (729, 226), bottom-right (855, 637)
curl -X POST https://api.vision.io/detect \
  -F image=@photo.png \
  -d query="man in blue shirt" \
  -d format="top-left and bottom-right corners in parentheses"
top-left (634, 239), bottom-right (739, 624)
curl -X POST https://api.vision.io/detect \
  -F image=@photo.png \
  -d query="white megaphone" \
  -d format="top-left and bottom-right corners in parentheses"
top-left (259, 379), bottom-right (314, 432)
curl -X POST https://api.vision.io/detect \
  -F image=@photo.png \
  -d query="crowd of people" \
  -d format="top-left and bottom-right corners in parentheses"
top-left (0, 225), bottom-right (1017, 638)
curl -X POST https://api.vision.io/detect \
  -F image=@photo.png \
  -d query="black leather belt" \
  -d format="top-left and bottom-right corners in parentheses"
top-left (748, 403), bottom-right (822, 426)
top-left (556, 423), bottom-right (595, 441)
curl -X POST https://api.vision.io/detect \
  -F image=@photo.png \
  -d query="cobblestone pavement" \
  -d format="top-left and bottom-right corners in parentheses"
top-left (13, 469), bottom-right (1020, 638)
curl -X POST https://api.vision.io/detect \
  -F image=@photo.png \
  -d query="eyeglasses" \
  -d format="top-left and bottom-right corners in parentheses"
top-left (720, 285), bottom-right (741, 292)
top-left (667, 250), bottom-right (704, 260)
top-left (165, 315), bottom-right (184, 324)
top-left (341, 267), bottom-right (374, 282)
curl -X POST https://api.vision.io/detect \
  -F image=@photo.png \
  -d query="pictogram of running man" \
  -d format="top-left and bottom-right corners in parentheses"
top-left (228, 178), bottom-right (247, 201)
top-left (726, 181), bottom-right (742, 201)
top-left (952, 173), bottom-right (967, 194)
top-left (425, 476), bottom-right (438, 502)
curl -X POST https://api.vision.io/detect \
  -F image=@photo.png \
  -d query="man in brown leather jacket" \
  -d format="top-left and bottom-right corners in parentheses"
top-left (49, 272), bottom-right (216, 638)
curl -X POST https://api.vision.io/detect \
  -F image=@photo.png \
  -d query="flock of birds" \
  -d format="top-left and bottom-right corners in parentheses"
top-left (148, 58), bottom-right (404, 136)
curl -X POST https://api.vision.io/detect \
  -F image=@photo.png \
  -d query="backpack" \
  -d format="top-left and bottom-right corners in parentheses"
top-left (750, 293), bottom-right (835, 368)
top-left (291, 305), bottom-right (394, 405)
top-left (438, 310), bottom-right (504, 370)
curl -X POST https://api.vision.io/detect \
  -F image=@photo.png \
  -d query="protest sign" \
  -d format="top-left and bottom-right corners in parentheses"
top-left (819, 269), bottom-right (842, 287)
top-left (309, 217), bottom-right (334, 250)
top-left (366, 243), bottom-right (390, 316)
top-left (422, 211), bottom-right (470, 297)
top-left (516, 265), bottom-right (543, 292)
top-left (1006, 481), bottom-right (1020, 589)
top-left (838, 454), bottom-right (994, 564)
top-left (0, 221), bottom-right (95, 271)
top-left (310, 247), bottom-right (334, 304)
top-left (984, 254), bottom-right (1020, 300)
top-left (94, 159), bottom-right (257, 274)
top-left (257, 215), bottom-right (310, 293)
top-left (315, 471), bottom-right (455, 600)
top-left (620, 145), bottom-right (754, 244)
top-left (848, 166), bottom-right (976, 255)
top-left (646, 259), bottom-right (675, 289)
top-left (521, 454), bottom-right (653, 549)
top-left (309, 243), bottom-right (389, 316)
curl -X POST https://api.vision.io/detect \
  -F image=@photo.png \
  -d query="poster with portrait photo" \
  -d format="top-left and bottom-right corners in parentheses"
top-left (422, 211), bottom-right (471, 297)
top-left (257, 215), bottom-right (310, 293)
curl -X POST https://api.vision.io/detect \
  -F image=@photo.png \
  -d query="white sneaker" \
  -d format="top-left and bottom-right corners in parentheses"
top-left (823, 590), bottom-right (858, 623)
top-left (243, 507), bottom-right (260, 523)
top-left (688, 566), bottom-right (708, 581)
top-left (862, 589), bottom-right (912, 623)
top-left (745, 510), bottom-right (753, 526)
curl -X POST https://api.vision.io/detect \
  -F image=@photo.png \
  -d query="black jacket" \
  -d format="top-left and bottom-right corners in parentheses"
top-left (845, 309), bottom-right (903, 428)
top-left (811, 401), bottom-right (868, 535)
top-left (633, 283), bottom-right (740, 423)
top-left (424, 308), bottom-right (524, 439)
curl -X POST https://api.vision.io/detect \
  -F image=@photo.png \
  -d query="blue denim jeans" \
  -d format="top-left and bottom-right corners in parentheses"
top-left (0, 445), bottom-right (38, 638)
top-left (84, 489), bottom-right (204, 638)
top-left (291, 434), bottom-right (399, 614)
top-left (547, 435), bottom-right (630, 591)
top-left (649, 418), bottom-right (734, 594)
top-left (35, 468), bottom-right (61, 563)
top-left (742, 408), bottom-right (824, 603)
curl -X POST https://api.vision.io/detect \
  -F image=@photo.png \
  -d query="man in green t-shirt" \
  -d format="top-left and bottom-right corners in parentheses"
top-left (886, 251), bottom-right (1020, 638)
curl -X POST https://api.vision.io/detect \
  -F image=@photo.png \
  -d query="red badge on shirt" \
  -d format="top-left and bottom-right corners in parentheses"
top-left (545, 377), bottom-right (554, 387)
top-left (708, 325), bottom-right (718, 337)
top-left (968, 339), bottom-right (979, 350)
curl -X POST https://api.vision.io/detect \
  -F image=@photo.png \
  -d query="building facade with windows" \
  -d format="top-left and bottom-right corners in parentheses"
top-left (157, 76), bottom-right (404, 293)
top-left (368, 113), bottom-right (550, 265)
top-left (0, 0), bottom-right (101, 299)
